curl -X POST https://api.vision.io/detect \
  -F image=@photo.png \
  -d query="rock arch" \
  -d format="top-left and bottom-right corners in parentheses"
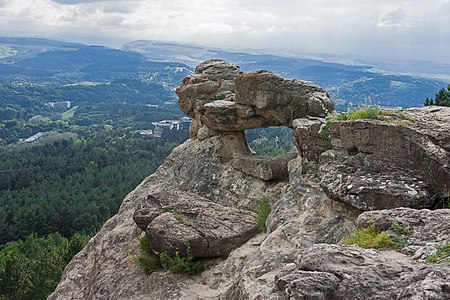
top-left (176, 59), bottom-right (334, 180)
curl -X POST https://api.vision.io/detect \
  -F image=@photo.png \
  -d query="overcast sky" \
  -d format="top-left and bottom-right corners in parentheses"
top-left (0, 0), bottom-right (449, 63)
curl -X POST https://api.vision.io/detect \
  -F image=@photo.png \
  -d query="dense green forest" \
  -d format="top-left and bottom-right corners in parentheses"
top-left (0, 233), bottom-right (91, 300)
top-left (0, 98), bottom-right (188, 299)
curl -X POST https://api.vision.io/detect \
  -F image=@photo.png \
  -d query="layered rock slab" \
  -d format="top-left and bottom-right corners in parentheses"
top-left (276, 244), bottom-right (450, 300)
top-left (133, 191), bottom-right (258, 258)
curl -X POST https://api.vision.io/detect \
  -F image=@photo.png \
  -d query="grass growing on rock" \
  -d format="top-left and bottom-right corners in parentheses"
top-left (173, 212), bottom-right (193, 227)
top-left (320, 103), bottom-right (383, 140)
top-left (159, 245), bottom-right (202, 275)
top-left (319, 104), bottom-right (416, 140)
top-left (137, 236), bottom-right (202, 275)
top-left (256, 198), bottom-right (271, 233)
top-left (343, 224), bottom-right (405, 250)
top-left (136, 235), bottom-right (162, 274)
top-left (424, 244), bottom-right (450, 264)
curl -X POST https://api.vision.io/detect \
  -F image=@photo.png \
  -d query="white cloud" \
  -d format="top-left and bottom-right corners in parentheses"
top-left (0, 0), bottom-right (448, 63)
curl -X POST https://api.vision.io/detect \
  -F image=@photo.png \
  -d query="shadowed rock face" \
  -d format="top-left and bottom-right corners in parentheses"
top-left (50, 60), bottom-right (450, 300)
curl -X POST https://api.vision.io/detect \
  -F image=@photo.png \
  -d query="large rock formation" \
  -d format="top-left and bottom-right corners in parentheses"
top-left (50, 60), bottom-right (450, 300)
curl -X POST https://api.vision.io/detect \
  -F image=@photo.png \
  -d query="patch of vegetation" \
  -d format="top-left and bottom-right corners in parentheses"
top-left (319, 103), bottom-right (383, 140)
top-left (343, 224), bottom-right (405, 250)
top-left (423, 244), bottom-right (450, 264)
top-left (162, 207), bottom-right (173, 213)
top-left (256, 199), bottom-right (271, 233)
top-left (61, 106), bottom-right (78, 120)
top-left (424, 85), bottom-right (450, 107)
top-left (159, 245), bottom-right (202, 275)
top-left (0, 232), bottom-right (90, 300)
top-left (173, 212), bottom-right (193, 227)
top-left (136, 235), bottom-right (161, 274)
top-left (433, 197), bottom-right (450, 209)
top-left (381, 111), bottom-right (417, 122)
top-left (391, 221), bottom-right (413, 236)
top-left (246, 126), bottom-right (294, 156)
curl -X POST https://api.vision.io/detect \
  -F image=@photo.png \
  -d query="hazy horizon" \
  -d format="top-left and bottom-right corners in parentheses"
top-left (1, 0), bottom-right (450, 66)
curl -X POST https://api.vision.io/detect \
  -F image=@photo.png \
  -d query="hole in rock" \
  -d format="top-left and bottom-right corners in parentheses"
top-left (245, 126), bottom-right (294, 156)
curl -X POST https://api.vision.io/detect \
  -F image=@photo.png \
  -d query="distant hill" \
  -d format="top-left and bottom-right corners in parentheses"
top-left (124, 40), bottom-right (448, 108)
top-left (0, 37), bottom-right (191, 106)
top-left (0, 37), bottom-right (447, 108)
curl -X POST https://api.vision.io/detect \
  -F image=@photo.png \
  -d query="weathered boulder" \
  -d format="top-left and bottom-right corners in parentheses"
top-left (176, 59), bottom-right (241, 117)
top-left (234, 70), bottom-right (334, 124)
top-left (176, 60), bottom-right (333, 137)
top-left (319, 149), bottom-right (434, 211)
top-left (316, 111), bottom-right (450, 210)
top-left (275, 263), bottom-right (340, 300)
top-left (133, 191), bottom-right (259, 258)
top-left (200, 100), bottom-right (271, 132)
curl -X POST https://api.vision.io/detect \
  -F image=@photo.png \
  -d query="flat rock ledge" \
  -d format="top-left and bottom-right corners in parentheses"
top-left (133, 191), bottom-right (258, 258)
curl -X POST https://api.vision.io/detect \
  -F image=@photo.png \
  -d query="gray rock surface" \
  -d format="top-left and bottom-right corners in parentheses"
top-left (231, 149), bottom-right (298, 181)
top-left (276, 244), bottom-right (450, 300)
top-left (176, 59), bottom-right (333, 137)
top-left (133, 191), bottom-right (258, 258)
top-left (316, 113), bottom-right (450, 211)
top-left (356, 208), bottom-right (450, 260)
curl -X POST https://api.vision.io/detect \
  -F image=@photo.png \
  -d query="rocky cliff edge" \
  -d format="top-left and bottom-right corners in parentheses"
top-left (49, 60), bottom-right (450, 300)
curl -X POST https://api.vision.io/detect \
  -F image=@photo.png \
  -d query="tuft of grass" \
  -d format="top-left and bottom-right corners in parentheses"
top-left (343, 224), bottom-right (405, 250)
top-left (162, 207), bottom-right (173, 213)
top-left (136, 235), bottom-right (162, 274)
top-left (173, 212), bottom-right (193, 227)
top-left (391, 221), bottom-right (413, 236)
top-left (319, 103), bottom-right (382, 140)
top-left (256, 199), bottom-right (271, 233)
top-left (159, 245), bottom-right (202, 275)
top-left (423, 244), bottom-right (450, 264)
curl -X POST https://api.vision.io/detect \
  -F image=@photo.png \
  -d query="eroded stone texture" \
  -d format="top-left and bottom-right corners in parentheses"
top-left (277, 244), bottom-right (450, 300)
top-left (231, 149), bottom-right (298, 181)
top-left (234, 70), bottom-right (334, 124)
top-left (316, 115), bottom-right (450, 211)
top-left (176, 59), bottom-right (334, 138)
top-left (356, 208), bottom-right (450, 260)
top-left (133, 191), bottom-right (259, 258)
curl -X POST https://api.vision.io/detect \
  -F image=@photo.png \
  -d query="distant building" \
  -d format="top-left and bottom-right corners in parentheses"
top-left (24, 132), bottom-right (45, 143)
top-left (151, 117), bottom-right (192, 138)
top-left (46, 101), bottom-right (71, 109)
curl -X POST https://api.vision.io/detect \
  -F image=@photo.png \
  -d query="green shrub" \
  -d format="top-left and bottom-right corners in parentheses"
top-left (136, 235), bottom-right (161, 274)
top-left (256, 199), bottom-right (271, 233)
top-left (343, 224), bottom-right (405, 250)
top-left (159, 245), bottom-right (202, 275)
top-left (424, 244), bottom-right (450, 264)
